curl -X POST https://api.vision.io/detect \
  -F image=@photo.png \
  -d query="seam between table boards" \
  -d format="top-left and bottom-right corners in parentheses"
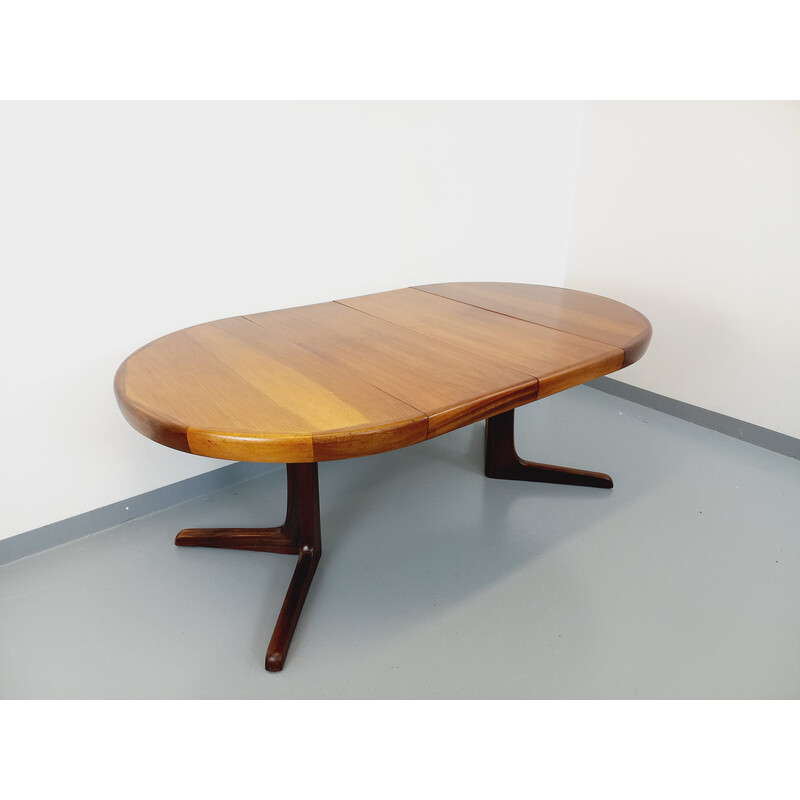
top-left (327, 298), bottom-right (560, 435)
top-left (332, 296), bottom-right (625, 410)
top-left (242, 309), bottom-right (541, 441)
top-left (331, 297), bottom-right (555, 386)
top-left (409, 285), bottom-right (636, 358)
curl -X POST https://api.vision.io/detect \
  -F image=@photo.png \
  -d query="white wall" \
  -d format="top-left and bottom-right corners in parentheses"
top-left (0, 101), bottom-right (584, 540)
top-left (566, 101), bottom-right (800, 439)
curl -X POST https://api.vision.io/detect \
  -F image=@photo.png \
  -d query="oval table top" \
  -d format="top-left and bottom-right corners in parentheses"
top-left (115, 282), bottom-right (652, 463)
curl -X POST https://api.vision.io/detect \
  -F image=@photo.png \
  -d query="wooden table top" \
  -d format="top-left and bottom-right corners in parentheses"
top-left (115, 282), bottom-right (652, 463)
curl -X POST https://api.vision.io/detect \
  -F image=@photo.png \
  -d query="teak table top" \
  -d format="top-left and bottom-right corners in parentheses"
top-left (115, 282), bottom-right (652, 464)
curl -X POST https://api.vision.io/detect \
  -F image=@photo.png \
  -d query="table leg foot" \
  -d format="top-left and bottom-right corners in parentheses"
top-left (175, 463), bottom-right (321, 671)
top-left (485, 409), bottom-right (613, 489)
top-left (175, 527), bottom-right (299, 554)
top-left (265, 546), bottom-right (320, 671)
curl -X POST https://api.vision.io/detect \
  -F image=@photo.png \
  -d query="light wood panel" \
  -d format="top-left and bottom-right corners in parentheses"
top-left (245, 301), bottom-right (540, 438)
top-left (415, 282), bottom-right (652, 366)
top-left (116, 314), bottom-right (428, 462)
top-left (336, 289), bottom-right (626, 398)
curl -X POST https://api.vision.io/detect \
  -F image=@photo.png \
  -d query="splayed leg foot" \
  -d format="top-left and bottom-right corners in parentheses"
top-left (484, 409), bottom-right (613, 488)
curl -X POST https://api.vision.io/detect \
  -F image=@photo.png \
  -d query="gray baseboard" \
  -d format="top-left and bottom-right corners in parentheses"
top-left (0, 462), bottom-right (280, 566)
top-left (588, 377), bottom-right (800, 460)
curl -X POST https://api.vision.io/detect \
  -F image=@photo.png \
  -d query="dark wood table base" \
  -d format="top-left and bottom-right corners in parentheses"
top-left (175, 462), bottom-right (321, 671)
top-left (484, 408), bottom-right (613, 488)
top-left (174, 408), bottom-right (612, 671)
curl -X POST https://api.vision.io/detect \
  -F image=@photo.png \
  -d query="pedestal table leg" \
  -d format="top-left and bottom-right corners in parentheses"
top-left (175, 462), bottom-right (321, 671)
top-left (484, 409), bottom-right (613, 488)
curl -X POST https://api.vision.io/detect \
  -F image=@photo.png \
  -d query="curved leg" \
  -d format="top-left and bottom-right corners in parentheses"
top-left (485, 409), bottom-right (613, 488)
top-left (175, 462), bottom-right (321, 671)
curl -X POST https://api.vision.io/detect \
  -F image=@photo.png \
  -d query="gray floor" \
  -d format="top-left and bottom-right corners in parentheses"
top-left (1, 386), bottom-right (798, 699)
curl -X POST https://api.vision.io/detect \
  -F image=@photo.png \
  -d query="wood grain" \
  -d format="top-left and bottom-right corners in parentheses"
top-left (416, 282), bottom-right (652, 366)
top-left (245, 301), bottom-right (540, 438)
top-left (116, 314), bottom-right (427, 462)
top-left (336, 288), bottom-right (626, 399)
top-left (115, 283), bottom-right (651, 463)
